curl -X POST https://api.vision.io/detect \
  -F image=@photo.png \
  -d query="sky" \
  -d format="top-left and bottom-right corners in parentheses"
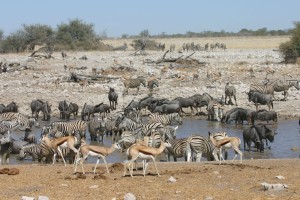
top-left (0, 0), bottom-right (299, 38)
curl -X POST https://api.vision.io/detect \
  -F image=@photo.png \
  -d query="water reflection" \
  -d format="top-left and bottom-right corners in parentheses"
top-left (9, 118), bottom-right (300, 165)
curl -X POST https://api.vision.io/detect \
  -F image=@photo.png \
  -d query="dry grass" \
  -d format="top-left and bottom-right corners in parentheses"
top-left (103, 36), bottom-right (290, 50)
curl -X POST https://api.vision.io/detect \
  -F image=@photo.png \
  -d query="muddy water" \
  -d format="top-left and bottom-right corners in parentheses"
top-left (9, 118), bottom-right (300, 165)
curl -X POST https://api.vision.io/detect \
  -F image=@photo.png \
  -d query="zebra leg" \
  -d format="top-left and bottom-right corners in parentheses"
top-left (195, 152), bottom-right (202, 162)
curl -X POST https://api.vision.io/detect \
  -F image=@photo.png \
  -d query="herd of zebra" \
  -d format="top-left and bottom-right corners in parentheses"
top-left (156, 42), bottom-right (227, 52)
top-left (0, 75), bottom-right (298, 175)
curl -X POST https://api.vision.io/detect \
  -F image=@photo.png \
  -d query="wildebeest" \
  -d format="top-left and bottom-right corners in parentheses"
top-left (69, 102), bottom-right (79, 119)
top-left (173, 97), bottom-right (196, 115)
top-left (222, 107), bottom-right (254, 125)
top-left (108, 87), bottom-right (118, 110)
top-left (190, 93), bottom-right (213, 113)
top-left (124, 100), bottom-right (141, 116)
top-left (148, 102), bottom-right (181, 116)
top-left (243, 124), bottom-right (275, 152)
top-left (94, 103), bottom-right (111, 118)
top-left (3, 101), bottom-right (18, 113)
top-left (248, 92), bottom-right (273, 111)
top-left (88, 117), bottom-right (106, 142)
top-left (225, 83), bottom-right (237, 106)
top-left (0, 104), bottom-right (5, 114)
top-left (30, 99), bottom-right (51, 121)
top-left (252, 110), bottom-right (277, 124)
top-left (81, 103), bottom-right (101, 121)
top-left (58, 100), bottom-right (70, 120)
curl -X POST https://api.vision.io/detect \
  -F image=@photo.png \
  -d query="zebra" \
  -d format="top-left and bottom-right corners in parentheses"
top-left (24, 128), bottom-right (37, 144)
top-left (108, 87), bottom-right (118, 110)
top-left (17, 143), bottom-right (41, 161)
top-left (123, 77), bottom-right (146, 95)
top-left (272, 79), bottom-right (300, 100)
top-left (164, 138), bottom-right (188, 162)
top-left (117, 131), bottom-right (138, 151)
top-left (0, 120), bottom-right (20, 133)
top-left (225, 83), bottom-right (237, 106)
top-left (169, 44), bottom-right (176, 52)
top-left (186, 135), bottom-right (218, 162)
top-left (39, 140), bottom-right (55, 164)
top-left (0, 112), bottom-right (39, 130)
top-left (249, 82), bottom-right (275, 96)
top-left (207, 100), bottom-right (224, 121)
top-left (148, 113), bottom-right (182, 126)
top-left (0, 131), bottom-right (13, 164)
top-left (147, 79), bottom-right (159, 94)
top-left (50, 120), bottom-right (87, 138)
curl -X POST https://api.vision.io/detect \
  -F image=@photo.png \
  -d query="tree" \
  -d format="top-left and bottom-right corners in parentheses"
top-left (55, 18), bottom-right (98, 50)
top-left (279, 22), bottom-right (300, 63)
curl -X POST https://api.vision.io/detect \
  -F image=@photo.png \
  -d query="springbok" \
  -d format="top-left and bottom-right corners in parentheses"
top-left (40, 133), bottom-right (80, 166)
top-left (74, 139), bottom-right (121, 174)
top-left (123, 139), bottom-right (170, 178)
top-left (209, 132), bottom-right (242, 164)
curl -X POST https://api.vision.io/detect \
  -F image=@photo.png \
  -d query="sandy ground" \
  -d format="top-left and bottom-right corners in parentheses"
top-left (0, 159), bottom-right (299, 200)
top-left (0, 36), bottom-right (300, 200)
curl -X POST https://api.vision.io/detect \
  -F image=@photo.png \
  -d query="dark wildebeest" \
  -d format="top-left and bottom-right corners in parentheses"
top-left (58, 100), bottom-right (70, 120)
top-left (252, 110), bottom-right (277, 124)
top-left (190, 93), bottom-right (213, 113)
top-left (139, 96), bottom-right (155, 115)
top-left (149, 103), bottom-right (181, 116)
top-left (30, 99), bottom-right (51, 121)
top-left (81, 103), bottom-right (100, 121)
top-left (94, 103), bottom-right (111, 118)
top-left (124, 100), bottom-right (141, 116)
top-left (234, 108), bottom-right (255, 125)
top-left (3, 101), bottom-right (18, 113)
top-left (248, 92), bottom-right (273, 111)
top-left (173, 97), bottom-right (196, 115)
top-left (69, 102), bottom-right (79, 119)
top-left (243, 126), bottom-right (262, 152)
top-left (243, 124), bottom-right (275, 152)
top-left (0, 104), bottom-right (5, 114)
top-left (108, 87), bottom-right (118, 110)
top-left (88, 117), bottom-right (106, 142)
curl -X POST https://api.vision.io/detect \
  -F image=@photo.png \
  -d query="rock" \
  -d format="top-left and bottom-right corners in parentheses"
top-left (168, 176), bottom-right (177, 183)
top-left (124, 193), bottom-right (136, 200)
top-left (89, 185), bottom-right (99, 189)
top-left (275, 175), bottom-right (285, 180)
top-left (21, 196), bottom-right (35, 200)
top-left (261, 182), bottom-right (288, 191)
top-left (38, 196), bottom-right (49, 200)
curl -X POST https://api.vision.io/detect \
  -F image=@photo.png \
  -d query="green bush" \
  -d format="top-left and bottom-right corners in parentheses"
top-left (279, 22), bottom-right (300, 63)
top-left (131, 38), bottom-right (158, 51)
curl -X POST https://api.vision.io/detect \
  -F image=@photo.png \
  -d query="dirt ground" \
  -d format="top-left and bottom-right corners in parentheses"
top-left (0, 36), bottom-right (300, 200)
top-left (0, 159), bottom-right (299, 200)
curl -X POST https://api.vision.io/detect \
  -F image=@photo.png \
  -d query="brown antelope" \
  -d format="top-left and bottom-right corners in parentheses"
top-left (123, 139), bottom-right (170, 178)
top-left (41, 133), bottom-right (80, 166)
top-left (209, 132), bottom-right (242, 164)
top-left (74, 139), bottom-right (121, 174)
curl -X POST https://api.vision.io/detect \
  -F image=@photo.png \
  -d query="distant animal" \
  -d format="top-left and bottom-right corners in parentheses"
top-left (30, 99), bottom-right (51, 121)
top-left (252, 110), bottom-right (277, 124)
top-left (93, 103), bottom-right (111, 118)
top-left (69, 102), bottom-right (79, 119)
top-left (123, 77), bottom-right (146, 95)
top-left (81, 103), bottom-right (100, 121)
top-left (2, 101), bottom-right (18, 113)
top-left (222, 107), bottom-right (255, 125)
top-left (58, 100), bottom-right (70, 120)
top-left (248, 92), bottom-right (273, 111)
top-left (207, 99), bottom-right (224, 121)
top-left (148, 113), bottom-right (182, 126)
top-left (243, 124), bottom-right (275, 152)
top-left (225, 83), bottom-right (237, 106)
top-left (0, 131), bottom-right (13, 164)
top-left (108, 87), bottom-right (118, 110)
top-left (147, 79), bottom-right (159, 94)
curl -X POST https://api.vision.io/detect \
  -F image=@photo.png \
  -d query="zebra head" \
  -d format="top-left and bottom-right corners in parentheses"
top-left (0, 131), bottom-right (11, 144)
top-left (28, 117), bottom-right (40, 128)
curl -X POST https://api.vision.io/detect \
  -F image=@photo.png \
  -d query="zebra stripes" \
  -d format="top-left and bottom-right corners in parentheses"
top-left (249, 83), bottom-right (275, 96)
top-left (165, 138), bottom-right (187, 162)
top-left (0, 112), bottom-right (39, 130)
top-left (186, 135), bottom-right (218, 162)
top-left (207, 100), bottom-right (224, 122)
top-left (18, 143), bottom-right (41, 161)
top-left (225, 83), bottom-right (237, 106)
top-left (50, 120), bottom-right (87, 137)
top-left (148, 113), bottom-right (182, 126)
top-left (123, 77), bottom-right (146, 95)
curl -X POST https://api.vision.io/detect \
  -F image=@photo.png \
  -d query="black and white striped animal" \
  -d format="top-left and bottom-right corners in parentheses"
top-left (50, 120), bottom-right (87, 138)
top-left (123, 77), bottom-right (146, 95)
top-left (108, 87), bottom-right (118, 110)
top-left (0, 112), bottom-right (39, 130)
top-left (186, 135), bottom-right (218, 162)
top-left (0, 131), bottom-right (13, 164)
top-left (24, 128), bottom-right (37, 144)
top-left (249, 83), bottom-right (275, 96)
top-left (272, 79), bottom-right (299, 100)
top-left (148, 113), bottom-right (182, 126)
top-left (207, 99), bottom-right (224, 121)
top-left (164, 138), bottom-right (187, 162)
top-left (225, 83), bottom-right (237, 106)
top-left (17, 143), bottom-right (42, 161)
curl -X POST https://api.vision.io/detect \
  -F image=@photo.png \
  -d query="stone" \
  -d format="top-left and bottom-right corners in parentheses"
top-left (124, 193), bottom-right (136, 200)
top-left (168, 176), bottom-right (177, 183)
top-left (21, 196), bottom-right (35, 200)
top-left (261, 182), bottom-right (288, 191)
top-left (38, 196), bottom-right (49, 200)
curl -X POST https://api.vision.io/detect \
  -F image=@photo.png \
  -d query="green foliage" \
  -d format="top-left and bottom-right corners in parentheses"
top-left (131, 39), bottom-right (158, 50)
top-left (55, 19), bottom-right (99, 50)
top-left (279, 22), bottom-right (300, 63)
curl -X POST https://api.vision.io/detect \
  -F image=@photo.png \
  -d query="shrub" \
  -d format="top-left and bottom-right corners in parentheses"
top-left (279, 22), bottom-right (300, 63)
